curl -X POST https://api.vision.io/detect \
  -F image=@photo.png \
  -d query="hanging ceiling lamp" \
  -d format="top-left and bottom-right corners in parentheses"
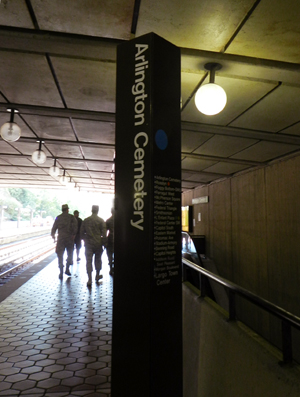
top-left (49, 158), bottom-right (60, 177)
top-left (67, 176), bottom-right (76, 188)
top-left (59, 169), bottom-right (68, 185)
top-left (32, 140), bottom-right (47, 165)
top-left (0, 108), bottom-right (21, 142)
top-left (195, 63), bottom-right (227, 116)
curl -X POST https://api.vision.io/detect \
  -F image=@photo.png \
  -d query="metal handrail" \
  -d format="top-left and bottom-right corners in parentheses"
top-left (182, 257), bottom-right (300, 365)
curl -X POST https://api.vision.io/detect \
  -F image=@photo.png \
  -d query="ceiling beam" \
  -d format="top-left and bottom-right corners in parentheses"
top-left (17, 136), bottom-right (115, 150)
top-left (182, 121), bottom-right (300, 146)
top-left (1, 26), bottom-right (300, 84)
top-left (0, 26), bottom-right (121, 61)
top-left (182, 152), bottom-right (266, 166)
top-left (0, 153), bottom-right (114, 164)
top-left (0, 102), bottom-right (116, 122)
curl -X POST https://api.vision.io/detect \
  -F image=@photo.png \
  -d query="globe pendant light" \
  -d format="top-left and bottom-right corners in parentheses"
top-left (49, 158), bottom-right (60, 177)
top-left (195, 63), bottom-right (227, 116)
top-left (32, 140), bottom-right (47, 165)
top-left (59, 169), bottom-right (68, 185)
top-left (0, 109), bottom-right (21, 142)
top-left (67, 176), bottom-right (75, 188)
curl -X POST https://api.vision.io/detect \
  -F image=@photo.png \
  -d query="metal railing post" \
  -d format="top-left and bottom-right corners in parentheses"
top-left (282, 320), bottom-right (293, 364)
top-left (228, 290), bottom-right (236, 321)
top-left (200, 274), bottom-right (206, 297)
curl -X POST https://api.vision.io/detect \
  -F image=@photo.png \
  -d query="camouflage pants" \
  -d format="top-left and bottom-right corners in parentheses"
top-left (106, 243), bottom-right (114, 271)
top-left (84, 244), bottom-right (103, 275)
top-left (56, 238), bottom-right (73, 271)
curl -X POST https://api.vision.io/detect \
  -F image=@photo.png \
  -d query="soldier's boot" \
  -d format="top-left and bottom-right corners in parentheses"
top-left (65, 264), bottom-right (71, 276)
top-left (95, 271), bottom-right (103, 282)
top-left (87, 272), bottom-right (92, 286)
top-left (59, 269), bottom-right (63, 280)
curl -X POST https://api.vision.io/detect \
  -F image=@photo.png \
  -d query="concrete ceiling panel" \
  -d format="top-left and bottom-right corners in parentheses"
top-left (281, 123), bottom-right (300, 136)
top-left (231, 141), bottom-right (300, 162)
top-left (194, 135), bottom-right (258, 157)
top-left (31, 0), bottom-right (135, 40)
top-left (227, 0), bottom-right (300, 63)
top-left (81, 147), bottom-right (115, 161)
top-left (86, 161), bottom-right (113, 172)
top-left (181, 130), bottom-right (213, 153)
top-left (0, 175), bottom-right (17, 179)
top-left (181, 157), bottom-right (217, 172)
top-left (44, 143), bottom-right (83, 159)
top-left (0, 158), bottom-right (10, 165)
top-left (203, 162), bottom-right (251, 175)
top-left (0, 166), bottom-right (25, 173)
top-left (186, 173), bottom-right (222, 183)
top-left (0, 141), bottom-right (20, 154)
top-left (72, 119), bottom-right (115, 144)
top-left (136, 0), bottom-right (254, 51)
top-left (0, 0), bottom-right (34, 28)
top-left (0, 52), bottom-right (63, 107)
top-left (89, 171), bottom-right (112, 179)
top-left (181, 72), bottom-right (206, 106)
top-left (9, 141), bottom-right (51, 157)
top-left (23, 115), bottom-right (77, 141)
top-left (50, 57), bottom-right (116, 112)
top-left (58, 160), bottom-right (87, 170)
top-left (230, 85), bottom-right (300, 132)
top-left (5, 157), bottom-right (35, 166)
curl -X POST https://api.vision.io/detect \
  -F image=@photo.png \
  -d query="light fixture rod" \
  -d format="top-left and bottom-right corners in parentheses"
top-left (10, 109), bottom-right (15, 123)
top-left (204, 62), bottom-right (222, 84)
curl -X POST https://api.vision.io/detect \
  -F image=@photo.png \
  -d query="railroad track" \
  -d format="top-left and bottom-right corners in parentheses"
top-left (0, 235), bottom-right (56, 280)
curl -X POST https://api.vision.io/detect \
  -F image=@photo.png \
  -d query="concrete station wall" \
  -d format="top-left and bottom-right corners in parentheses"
top-left (183, 283), bottom-right (300, 397)
top-left (182, 153), bottom-right (300, 359)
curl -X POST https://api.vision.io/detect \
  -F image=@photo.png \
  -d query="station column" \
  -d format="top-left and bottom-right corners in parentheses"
top-left (112, 32), bottom-right (182, 397)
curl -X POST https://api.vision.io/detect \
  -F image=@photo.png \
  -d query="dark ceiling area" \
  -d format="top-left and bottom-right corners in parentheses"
top-left (0, 0), bottom-right (300, 192)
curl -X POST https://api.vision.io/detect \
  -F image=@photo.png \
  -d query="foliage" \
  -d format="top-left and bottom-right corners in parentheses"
top-left (0, 188), bottom-right (61, 221)
top-left (0, 187), bottom-right (114, 222)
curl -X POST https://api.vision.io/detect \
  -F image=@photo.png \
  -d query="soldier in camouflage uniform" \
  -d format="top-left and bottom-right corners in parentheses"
top-left (81, 205), bottom-right (106, 286)
top-left (51, 204), bottom-right (78, 279)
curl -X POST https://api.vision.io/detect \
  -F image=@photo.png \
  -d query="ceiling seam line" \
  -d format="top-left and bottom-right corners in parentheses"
top-left (45, 53), bottom-right (68, 108)
top-left (25, 0), bottom-right (39, 30)
top-left (182, 152), bottom-right (264, 166)
top-left (131, 0), bottom-right (141, 36)
top-left (226, 82), bottom-right (282, 126)
top-left (181, 72), bottom-right (208, 112)
top-left (221, 0), bottom-right (263, 53)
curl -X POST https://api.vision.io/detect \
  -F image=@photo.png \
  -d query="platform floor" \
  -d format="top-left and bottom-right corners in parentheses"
top-left (0, 251), bottom-right (112, 396)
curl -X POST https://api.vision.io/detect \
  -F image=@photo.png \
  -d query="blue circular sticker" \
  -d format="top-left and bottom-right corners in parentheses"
top-left (155, 129), bottom-right (168, 150)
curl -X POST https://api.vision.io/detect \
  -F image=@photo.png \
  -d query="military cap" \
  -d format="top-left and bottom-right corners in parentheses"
top-left (92, 205), bottom-right (99, 212)
top-left (61, 204), bottom-right (69, 211)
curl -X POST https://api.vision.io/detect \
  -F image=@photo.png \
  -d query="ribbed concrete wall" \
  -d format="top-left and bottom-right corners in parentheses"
top-left (182, 153), bottom-right (300, 358)
top-left (183, 283), bottom-right (300, 397)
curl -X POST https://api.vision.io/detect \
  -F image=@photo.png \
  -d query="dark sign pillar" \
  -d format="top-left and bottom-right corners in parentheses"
top-left (112, 33), bottom-right (182, 397)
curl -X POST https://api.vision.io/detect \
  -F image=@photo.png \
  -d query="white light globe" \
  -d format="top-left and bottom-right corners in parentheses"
top-left (0, 122), bottom-right (21, 142)
top-left (59, 175), bottom-right (68, 185)
top-left (32, 149), bottom-right (47, 165)
top-left (195, 83), bottom-right (227, 116)
top-left (49, 165), bottom-right (60, 177)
